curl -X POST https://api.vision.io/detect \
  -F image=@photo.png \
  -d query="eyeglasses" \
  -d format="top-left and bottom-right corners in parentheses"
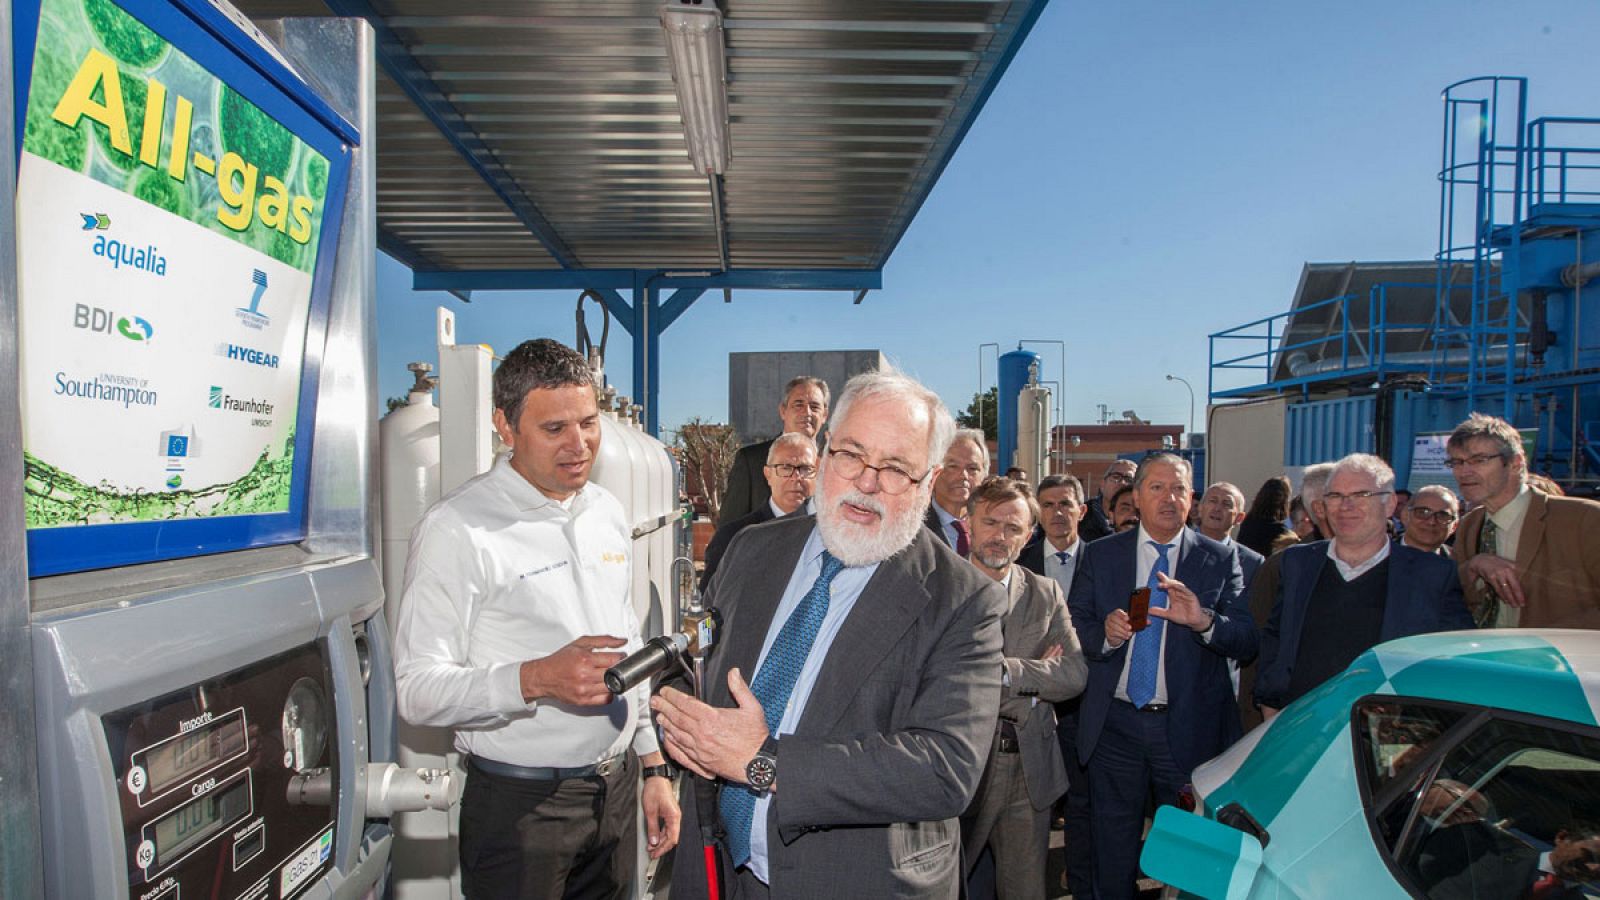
top-left (1104, 472), bottom-right (1134, 484)
top-left (1322, 489), bottom-right (1393, 506)
top-left (1444, 453), bottom-right (1507, 470)
top-left (766, 463), bottom-right (817, 479)
top-left (826, 448), bottom-right (929, 495)
top-left (1408, 507), bottom-right (1458, 524)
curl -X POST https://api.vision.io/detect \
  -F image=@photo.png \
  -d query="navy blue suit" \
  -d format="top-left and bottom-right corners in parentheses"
top-left (1253, 541), bottom-right (1474, 710)
top-left (1237, 542), bottom-right (1265, 590)
top-left (1067, 527), bottom-right (1257, 899)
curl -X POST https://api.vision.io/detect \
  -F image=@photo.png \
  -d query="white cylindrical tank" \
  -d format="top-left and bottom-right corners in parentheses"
top-left (380, 365), bottom-right (440, 622)
top-left (378, 364), bottom-right (461, 900)
top-left (1016, 384), bottom-right (1052, 479)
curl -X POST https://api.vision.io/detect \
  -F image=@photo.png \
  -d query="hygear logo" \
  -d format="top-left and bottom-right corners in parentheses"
top-left (74, 304), bottom-right (153, 342)
top-left (234, 270), bottom-right (270, 330)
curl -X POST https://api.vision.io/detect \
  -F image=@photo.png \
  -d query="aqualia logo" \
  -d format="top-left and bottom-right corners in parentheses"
top-left (235, 270), bottom-right (269, 330)
top-left (82, 215), bottom-right (168, 276)
top-left (74, 304), bottom-right (152, 342)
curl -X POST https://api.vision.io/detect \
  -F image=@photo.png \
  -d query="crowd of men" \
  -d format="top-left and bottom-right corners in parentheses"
top-left (390, 345), bottom-right (1600, 900)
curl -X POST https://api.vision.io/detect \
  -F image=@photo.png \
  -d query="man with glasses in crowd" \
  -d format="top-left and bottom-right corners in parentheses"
top-left (1254, 453), bottom-right (1473, 719)
top-left (1448, 412), bottom-right (1600, 629)
top-left (1399, 485), bottom-right (1460, 557)
top-left (701, 433), bottom-right (817, 590)
top-left (1080, 460), bottom-right (1137, 544)
top-left (720, 376), bottom-right (829, 526)
top-left (926, 428), bottom-right (991, 554)
top-left (658, 368), bottom-right (1006, 899)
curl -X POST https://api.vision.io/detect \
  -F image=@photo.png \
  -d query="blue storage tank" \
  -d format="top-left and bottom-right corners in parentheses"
top-left (998, 348), bottom-right (1040, 473)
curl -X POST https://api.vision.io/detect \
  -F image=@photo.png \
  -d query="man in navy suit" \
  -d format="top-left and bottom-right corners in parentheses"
top-left (700, 434), bottom-right (817, 590)
top-left (1254, 453), bottom-right (1474, 716)
top-left (1018, 474), bottom-right (1094, 899)
top-left (1068, 453), bottom-right (1258, 900)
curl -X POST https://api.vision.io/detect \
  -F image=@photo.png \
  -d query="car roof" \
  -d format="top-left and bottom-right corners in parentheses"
top-left (1360, 629), bottom-right (1600, 727)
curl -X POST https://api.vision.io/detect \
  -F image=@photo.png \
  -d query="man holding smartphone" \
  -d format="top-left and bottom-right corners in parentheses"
top-left (1066, 452), bottom-right (1257, 900)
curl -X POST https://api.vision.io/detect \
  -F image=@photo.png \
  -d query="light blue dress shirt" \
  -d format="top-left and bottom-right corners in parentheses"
top-left (748, 527), bottom-right (881, 882)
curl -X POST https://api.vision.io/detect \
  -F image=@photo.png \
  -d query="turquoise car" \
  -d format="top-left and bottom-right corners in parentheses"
top-left (1141, 630), bottom-right (1600, 899)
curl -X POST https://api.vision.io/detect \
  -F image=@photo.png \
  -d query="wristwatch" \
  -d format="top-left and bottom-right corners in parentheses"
top-left (642, 763), bottom-right (677, 781)
top-left (745, 736), bottom-right (778, 794)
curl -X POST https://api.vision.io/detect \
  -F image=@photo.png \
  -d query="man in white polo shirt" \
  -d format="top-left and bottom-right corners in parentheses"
top-left (393, 338), bottom-right (679, 900)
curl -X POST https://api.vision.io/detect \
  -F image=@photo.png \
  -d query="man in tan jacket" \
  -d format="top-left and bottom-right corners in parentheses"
top-left (1448, 412), bottom-right (1600, 629)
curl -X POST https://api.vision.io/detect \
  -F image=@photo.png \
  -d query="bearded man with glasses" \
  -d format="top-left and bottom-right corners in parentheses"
top-left (1254, 453), bottom-right (1474, 720)
top-left (656, 368), bottom-right (1007, 900)
top-left (1448, 412), bottom-right (1600, 629)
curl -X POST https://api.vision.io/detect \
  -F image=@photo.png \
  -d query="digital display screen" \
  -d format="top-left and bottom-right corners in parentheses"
top-left (136, 710), bottom-right (248, 796)
top-left (152, 779), bottom-right (251, 868)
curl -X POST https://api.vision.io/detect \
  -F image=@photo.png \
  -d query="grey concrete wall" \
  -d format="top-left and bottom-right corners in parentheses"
top-left (729, 350), bottom-right (886, 442)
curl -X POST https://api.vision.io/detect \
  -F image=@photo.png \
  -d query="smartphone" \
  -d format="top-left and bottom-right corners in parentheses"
top-left (1128, 587), bottom-right (1151, 632)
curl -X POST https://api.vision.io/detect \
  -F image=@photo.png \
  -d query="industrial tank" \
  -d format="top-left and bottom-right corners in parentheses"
top-left (998, 347), bottom-right (1042, 472)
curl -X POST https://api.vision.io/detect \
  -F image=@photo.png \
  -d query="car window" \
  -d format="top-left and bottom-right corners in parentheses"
top-left (1358, 700), bottom-right (1600, 899)
top-left (1357, 700), bottom-right (1469, 793)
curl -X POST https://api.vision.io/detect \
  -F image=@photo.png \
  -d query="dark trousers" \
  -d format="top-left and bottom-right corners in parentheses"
top-left (1056, 704), bottom-right (1094, 899)
top-left (459, 755), bottom-right (638, 900)
top-left (1086, 702), bottom-right (1186, 900)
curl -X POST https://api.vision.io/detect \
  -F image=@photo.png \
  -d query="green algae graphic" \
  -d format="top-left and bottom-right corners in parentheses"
top-left (24, 436), bottom-right (294, 528)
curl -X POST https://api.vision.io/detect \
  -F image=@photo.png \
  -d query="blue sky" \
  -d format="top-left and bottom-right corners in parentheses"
top-left (374, 0), bottom-right (1600, 439)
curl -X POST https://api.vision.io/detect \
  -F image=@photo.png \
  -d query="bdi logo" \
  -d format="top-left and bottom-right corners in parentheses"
top-left (234, 270), bottom-right (270, 330)
top-left (74, 304), bottom-right (153, 342)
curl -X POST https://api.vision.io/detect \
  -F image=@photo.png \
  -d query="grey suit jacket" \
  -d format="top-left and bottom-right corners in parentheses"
top-left (997, 566), bottom-right (1087, 810)
top-left (672, 515), bottom-right (1006, 899)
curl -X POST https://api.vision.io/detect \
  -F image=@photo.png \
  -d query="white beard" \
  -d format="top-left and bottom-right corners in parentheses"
top-left (815, 477), bottom-right (930, 567)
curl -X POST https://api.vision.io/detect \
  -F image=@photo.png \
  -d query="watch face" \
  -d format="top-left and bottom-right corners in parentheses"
top-left (746, 753), bottom-right (777, 790)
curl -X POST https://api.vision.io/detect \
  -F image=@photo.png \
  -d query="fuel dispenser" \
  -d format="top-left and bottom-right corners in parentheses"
top-left (6, 1), bottom-right (456, 897)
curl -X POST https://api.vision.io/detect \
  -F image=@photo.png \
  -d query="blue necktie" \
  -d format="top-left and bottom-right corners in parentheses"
top-left (1127, 542), bottom-right (1172, 708)
top-left (719, 550), bottom-right (846, 866)
top-left (1056, 551), bottom-right (1071, 565)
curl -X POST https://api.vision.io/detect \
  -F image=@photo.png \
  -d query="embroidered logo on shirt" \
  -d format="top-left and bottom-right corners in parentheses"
top-left (600, 552), bottom-right (627, 564)
top-left (519, 560), bottom-right (570, 579)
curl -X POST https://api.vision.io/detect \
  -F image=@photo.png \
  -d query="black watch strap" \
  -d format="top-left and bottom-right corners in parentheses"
top-left (642, 763), bottom-right (677, 780)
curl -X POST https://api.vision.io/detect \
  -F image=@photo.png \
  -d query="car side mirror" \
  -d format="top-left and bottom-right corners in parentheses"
top-left (1140, 805), bottom-right (1265, 898)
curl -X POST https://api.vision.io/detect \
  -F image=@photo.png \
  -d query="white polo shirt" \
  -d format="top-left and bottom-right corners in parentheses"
top-left (392, 455), bottom-right (659, 767)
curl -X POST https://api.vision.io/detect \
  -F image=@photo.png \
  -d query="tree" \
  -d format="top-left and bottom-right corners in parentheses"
top-left (957, 387), bottom-right (999, 441)
top-left (673, 417), bottom-right (741, 522)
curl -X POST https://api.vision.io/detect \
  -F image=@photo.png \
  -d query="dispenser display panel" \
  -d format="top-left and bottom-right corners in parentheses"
top-left (10, 0), bottom-right (353, 575)
top-left (104, 642), bottom-right (337, 898)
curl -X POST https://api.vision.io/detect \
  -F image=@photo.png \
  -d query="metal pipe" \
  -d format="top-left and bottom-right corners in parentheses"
top-left (1284, 344), bottom-right (1529, 378)
top-left (1561, 259), bottom-right (1600, 289)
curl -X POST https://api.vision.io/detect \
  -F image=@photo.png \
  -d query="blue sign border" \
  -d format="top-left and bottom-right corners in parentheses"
top-left (13, 0), bottom-right (357, 576)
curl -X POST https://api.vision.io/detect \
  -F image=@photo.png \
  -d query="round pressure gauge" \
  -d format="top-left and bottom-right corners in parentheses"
top-left (281, 678), bottom-right (329, 772)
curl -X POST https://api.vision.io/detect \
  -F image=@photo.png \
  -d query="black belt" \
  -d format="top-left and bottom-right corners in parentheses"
top-left (997, 720), bottom-right (1021, 753)
top-left (470, 753), bottom-right (627, 781)
top-left (1116, 699), bottom-right (1169, 713)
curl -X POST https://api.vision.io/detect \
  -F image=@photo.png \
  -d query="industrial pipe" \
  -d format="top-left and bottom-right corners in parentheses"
top-left (1561, 259), bottom-right (1600, 289)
